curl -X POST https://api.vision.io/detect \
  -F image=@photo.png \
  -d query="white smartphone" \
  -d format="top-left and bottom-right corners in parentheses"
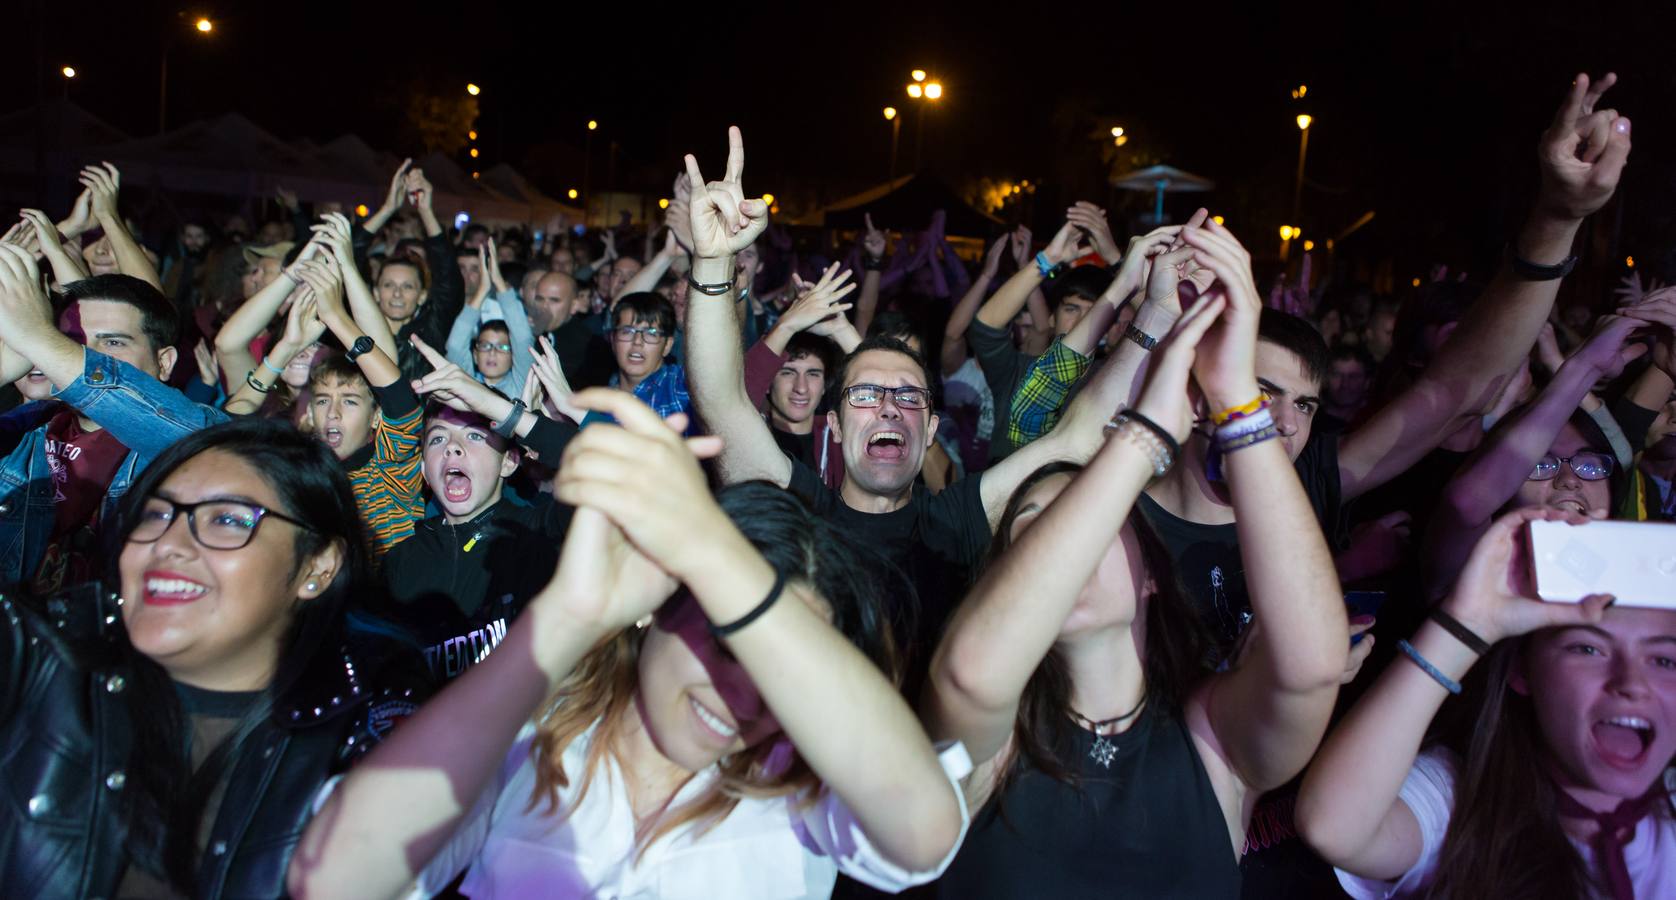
top-left (1528, 519), bottom-right (1676, 610)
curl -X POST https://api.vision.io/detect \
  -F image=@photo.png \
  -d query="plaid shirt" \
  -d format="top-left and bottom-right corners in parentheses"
top-left (599, 363), bottom-right (693, 431)
top-left (1007, 338), bottom-right (1092, 447)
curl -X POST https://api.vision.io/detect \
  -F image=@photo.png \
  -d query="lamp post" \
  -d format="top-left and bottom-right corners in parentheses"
top-left (583, 119), bottom-right (597, 224)
top-left (159, 15), bottom-right (214, 134)
top-left (884, 107), bottom-right (899, 180)
top-left (1292, 113), bottom-right (1312, 231)
top-left (905, 72), bottom-right (943, 171)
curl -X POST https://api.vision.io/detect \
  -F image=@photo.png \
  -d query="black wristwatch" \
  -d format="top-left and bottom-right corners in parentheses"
top-left (345, 335), bottom-right (375, 362)
top-left (494, 399), bottom-right (527, 439)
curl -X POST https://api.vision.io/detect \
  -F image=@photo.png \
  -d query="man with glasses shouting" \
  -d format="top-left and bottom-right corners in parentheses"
top-left (684, 128), bottom-right (1107, 693)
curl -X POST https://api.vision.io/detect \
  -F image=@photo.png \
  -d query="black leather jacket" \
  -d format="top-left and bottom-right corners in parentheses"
top-left (0, 586), bottom-right (429, 899)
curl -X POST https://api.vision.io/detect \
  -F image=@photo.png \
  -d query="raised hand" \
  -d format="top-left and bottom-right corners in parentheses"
top-left (1621, 285), bottom-right (1676, 380)
top-left (782, 263), bottom-right (858, 337)
top-left (1041, 221), bottom-right (1090, 267)
top-left (77, 163), bottom-right (121, 224)
top-left (0, 243), bottom-right (57, 344)
top-left (1066, 201), bottom-right (1121, 265)
top-left (485, 237), bottom-right (509, 293)
top-left (20, 209), bottom-right (91, 283)
top-left (310, 212), bottom-right (358, 271)
top-left (553, 388), bottom-right (728, 582)
top-left (1111, 224), bottom-right (1181, 307)
top-left (409, 334), bottom-right (505, 417)
top-left (58, 187), bottom-right (94, 239)
top-left (468, 243), bottom-right (492, 308)
top-left (1131, 288), bottom-right (1228, 443)
top-left (541, 503), bottom-right (678, 635)
top-left (683, 127), bottom-right (769, 259)
top-left (979, 235), bottom-right (1009, 281)
top-left (404, 166), bottom-right (434, 214)
top-left (193, 339), bottom-right (221, 387)
top-left (1180, 219), bottom-right (1263, 409)
top-left (382, 158), bottom-right (413, 214)
top-left (531, 335), bottom-right (582, 421)
top-left (1565, 314), bottom-right (1646, 380)
top-left (862, 213), bottom-right (888, 260)
top-left (275, 185), bottom-right (300, 212)
top-left (1008, 225), bottom-right (1032, 268)
top-left (1440, 506), bottom-right (1613, 646)
top-left (1537, 73), bottom-right (1631, 221)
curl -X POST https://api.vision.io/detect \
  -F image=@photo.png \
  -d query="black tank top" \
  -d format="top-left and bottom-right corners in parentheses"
top-left (935, 703), bottom-right (1242, 899)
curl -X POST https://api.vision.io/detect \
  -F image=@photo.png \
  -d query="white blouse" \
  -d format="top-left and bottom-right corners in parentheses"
top-left (410, 721), bottom-right (972, 899)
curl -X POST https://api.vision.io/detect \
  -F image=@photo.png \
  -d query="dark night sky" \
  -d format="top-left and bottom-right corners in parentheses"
top-left (10, 0), bottom-right (1675, 286)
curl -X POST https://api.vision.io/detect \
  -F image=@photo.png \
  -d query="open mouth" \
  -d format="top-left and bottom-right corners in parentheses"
top-left (1592, 715), bottom-right (1655, 769)
top-left (321, 427), bottom-right (343, 449)
top-left (689, 695), bottom-right (738, 743)
top-left (626, 351), bottom-right (646, 365)
top-left (865, 430), bottom-right (907, 461)
top-left (443, 466), bottom-right (473, 504)
top-left (144, 573), bottom-right (209, 606)
top-left (1551, 497), bottom-right (1589, 515)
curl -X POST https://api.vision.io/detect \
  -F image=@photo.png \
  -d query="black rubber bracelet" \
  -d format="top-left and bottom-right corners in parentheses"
top-left (1507, 247), bottom-right (1577, 281)
top-left (687, 272), bottom-right (733, 296)
top-left (1120, 408), bottom-right (1181, 464)
top-left (709, 570), bottom-right (787, 638)
top-left (862, 255), bottom-right (885, 272)
top-left (1429, 608), bottom-right (1491, 655)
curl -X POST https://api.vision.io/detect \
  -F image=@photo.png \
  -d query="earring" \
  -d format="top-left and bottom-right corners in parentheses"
top-left (305, 581), bottom-right (319, 593)
top-left (634, 614), bottom-right (653, 630)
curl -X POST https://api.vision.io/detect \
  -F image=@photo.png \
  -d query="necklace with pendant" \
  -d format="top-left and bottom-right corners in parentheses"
top-left (1070, 696), bottom-right (1145, 769)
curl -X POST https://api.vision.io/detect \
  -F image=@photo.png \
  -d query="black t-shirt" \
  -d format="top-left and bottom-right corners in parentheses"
top-left (771, 426), bottom-right (815, 468)
top-left (786, 462), bottom-right (990, 685)
top-left (1137, 430), bottom-right (1343, 657)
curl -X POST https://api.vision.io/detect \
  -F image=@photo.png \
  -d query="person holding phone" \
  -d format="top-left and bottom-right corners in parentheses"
top-left (1298, 507), bottom-right (1676, 899)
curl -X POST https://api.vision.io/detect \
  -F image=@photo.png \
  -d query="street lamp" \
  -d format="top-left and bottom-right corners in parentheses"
top-left (924, 81), bottom-right (943, 100)
top-left (568, 189), bottom-right (579, 200)
top-left (62, 66), bottom-right (76, 78)
top-left (587, 120), bottom-right (598, 131)
top-left (911, 70), bottom-right (926, 83)
top-left (1291, 113), bottom-right (1312, 246)
top-left (884, 107), bottom-right (901, 180)
top-left (906, 83), bottom-right (922, 98)
top-left (466, 83), bottom-right (481, 96)
top-left (905, 72), bottom-right (944, 170)
top-left (159, 14), bottom-right (214, 134)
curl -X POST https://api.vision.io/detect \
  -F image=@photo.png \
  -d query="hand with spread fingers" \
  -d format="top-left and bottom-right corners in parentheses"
top-left (553, 388), bottom-right (730, 584)
top-left (683, 127), bottom-right (770, 261)
top-left (1180, 219), bottom-right (1263, 411)
top-left (780, 263), bottom-right (857, 338)
top-left (1066, 201), bottom-right (1121, 266)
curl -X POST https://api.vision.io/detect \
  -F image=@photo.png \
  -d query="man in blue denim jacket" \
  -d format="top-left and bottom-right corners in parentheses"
top-left (0, 258), bottom-right (228, 588)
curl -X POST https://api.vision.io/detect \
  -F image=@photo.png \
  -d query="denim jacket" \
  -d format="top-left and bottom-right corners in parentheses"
top-left (0, 350), bottom-right (230, 584)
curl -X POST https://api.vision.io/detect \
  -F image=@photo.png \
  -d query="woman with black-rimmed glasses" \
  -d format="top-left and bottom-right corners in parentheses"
top-left (0, 417), bottom-right (428, 899)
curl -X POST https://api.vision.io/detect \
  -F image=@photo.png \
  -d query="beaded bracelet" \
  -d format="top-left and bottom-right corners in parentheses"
top-left (1397, 639), bottom-right (1462, 694)
top-left (1105, 419), bottom-right (1171, 478)
top-left (1211, 395), bottom-right (1266, 426)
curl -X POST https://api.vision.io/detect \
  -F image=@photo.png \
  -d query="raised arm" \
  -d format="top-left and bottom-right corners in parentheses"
top-left (555, 390), bottom-right (964, 873)
top-left (621, 229), bottom-right (684, 295)
top-left (315, 212), bottom-right (399, 361)
top-left (1423, 316), bottom-right (1641, 595)
top-left (763, 263), bottom-right (858, 355)
top-left (216, 240), bottom-right (318, 383)
top-left (287, 479), bottom-right (689, 900)
top-left (941, 236), bottom-right (1007, 376)
top-left (1339, 73), bottom-right (1632, 500)
top-left (223, 288), bottom-right (326, 416)
top-left (1182, 221), bottom-right (1347, 793)
top-left (1297, 507), bottom-right (1611, 881)
top-left (0, 245), bottom-right (227, 450)
top-left (18, 210), bottom-right (90, 285)
top-left (79, 163), bottom-right (161, 290)
top-left (928, 291), bottom-right (1225, 772)
top-left (681, 127), bottom-right (794, 488)
top-left (974, 223), bottom-right (1085, 331)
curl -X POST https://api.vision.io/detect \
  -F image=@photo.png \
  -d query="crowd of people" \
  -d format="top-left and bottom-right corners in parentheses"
top-left (0, 70), bottom-right (1671, 899)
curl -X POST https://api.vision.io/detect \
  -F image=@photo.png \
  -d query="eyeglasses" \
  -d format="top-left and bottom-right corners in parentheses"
top-left (128, 496), bottom-right (313, 550)
top-left (472, 341), bottom-right (512, 353)
top-left (1529, 452), bottom-right (1614, 482)
top-left (843, 384), bottom-right (930, 410)
top-left (612, 325), bottom-right (669, 343)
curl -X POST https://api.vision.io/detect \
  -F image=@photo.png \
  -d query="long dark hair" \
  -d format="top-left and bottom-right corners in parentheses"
top-left (988, 463), bottom-right (1215, 793)
top-left (103, 418), bottom-right (376, 894)
top-left (1424, 638), bottom-right (1674, 898)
